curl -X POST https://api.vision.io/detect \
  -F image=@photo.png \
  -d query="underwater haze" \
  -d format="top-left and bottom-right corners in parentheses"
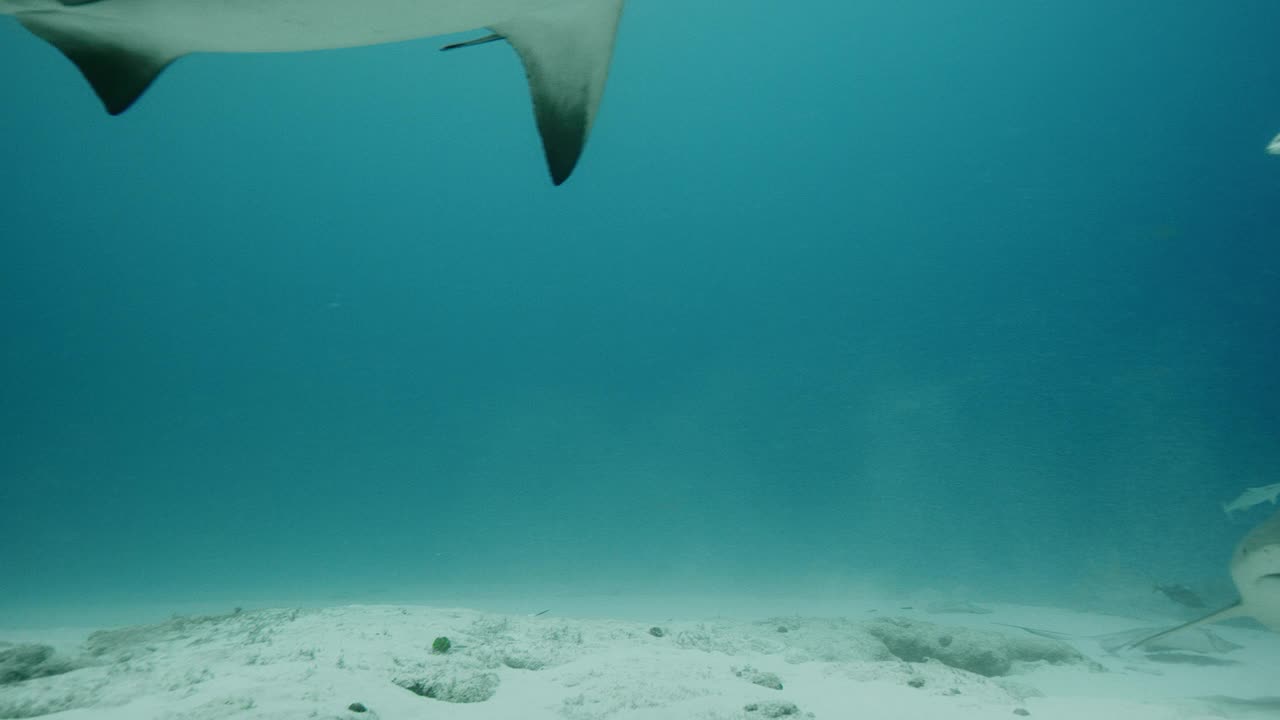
top-left (3, 0), bottom-right (1280, 626)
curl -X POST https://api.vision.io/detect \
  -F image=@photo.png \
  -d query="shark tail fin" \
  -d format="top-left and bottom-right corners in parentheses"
top-left (19, 13), bottom-right (182, 115)
top-left (461, 0), bottom-right (623, 185)
top-left (1122, 602), bottom-right (1246, 652)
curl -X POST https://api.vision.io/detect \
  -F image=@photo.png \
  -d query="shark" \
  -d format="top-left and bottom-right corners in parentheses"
top-left (0, 0), bottom-right (626, 184)
top-left (1128, 508), bottom-right (1280, 650)
top-left (1222, 482), bottom-right (1280, 516)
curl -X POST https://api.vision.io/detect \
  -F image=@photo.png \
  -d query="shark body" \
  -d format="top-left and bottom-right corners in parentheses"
top-left (1130, 508), bottom-right (1280, 649)
top-left (0, 0), bottom-right (626, 183)
top-left (1222, 482), bottom-right (1280, 515)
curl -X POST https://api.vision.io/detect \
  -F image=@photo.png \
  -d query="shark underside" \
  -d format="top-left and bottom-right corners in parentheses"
top-left (1, 0), bottom-right (626, 184)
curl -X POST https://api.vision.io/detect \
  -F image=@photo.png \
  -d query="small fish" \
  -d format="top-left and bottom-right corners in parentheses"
top-left (1223, 482), bottom-right (1280, 516)
top-left (1152, 583), bottom-right (1205, 609)
top-left (1268, 132), bottom-right (1280, 155)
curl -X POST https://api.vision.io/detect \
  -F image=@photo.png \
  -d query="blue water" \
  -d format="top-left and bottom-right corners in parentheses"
top-left (2, 1), bottom-right (1279, 624)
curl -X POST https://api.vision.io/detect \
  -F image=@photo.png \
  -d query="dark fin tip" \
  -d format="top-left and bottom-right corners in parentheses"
top-left (77, 44), bottom-right (173, 115)
top-left (534, 102), bottom-right (587, 186)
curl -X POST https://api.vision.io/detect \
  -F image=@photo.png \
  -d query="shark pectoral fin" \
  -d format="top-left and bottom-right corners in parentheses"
top-left (1123, 602), bottom-right (1247, 652)
top-left (18, 14), bottom-right (181, 115)
top-left (490, 0), bottom-right (625, 185)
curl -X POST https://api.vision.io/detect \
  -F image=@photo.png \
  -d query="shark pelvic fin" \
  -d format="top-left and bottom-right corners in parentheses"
top-left (19, 14), bottom-right (181, 115)
top-left (489, 0), bottom-right (624, 185)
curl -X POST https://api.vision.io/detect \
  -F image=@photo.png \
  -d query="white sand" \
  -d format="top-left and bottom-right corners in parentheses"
top-left (2, 600), bottom-right (1277, 720)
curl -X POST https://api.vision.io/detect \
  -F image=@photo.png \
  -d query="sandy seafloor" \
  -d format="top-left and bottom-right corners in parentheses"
top-left (2, 594), bottom-right (1277, 720)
